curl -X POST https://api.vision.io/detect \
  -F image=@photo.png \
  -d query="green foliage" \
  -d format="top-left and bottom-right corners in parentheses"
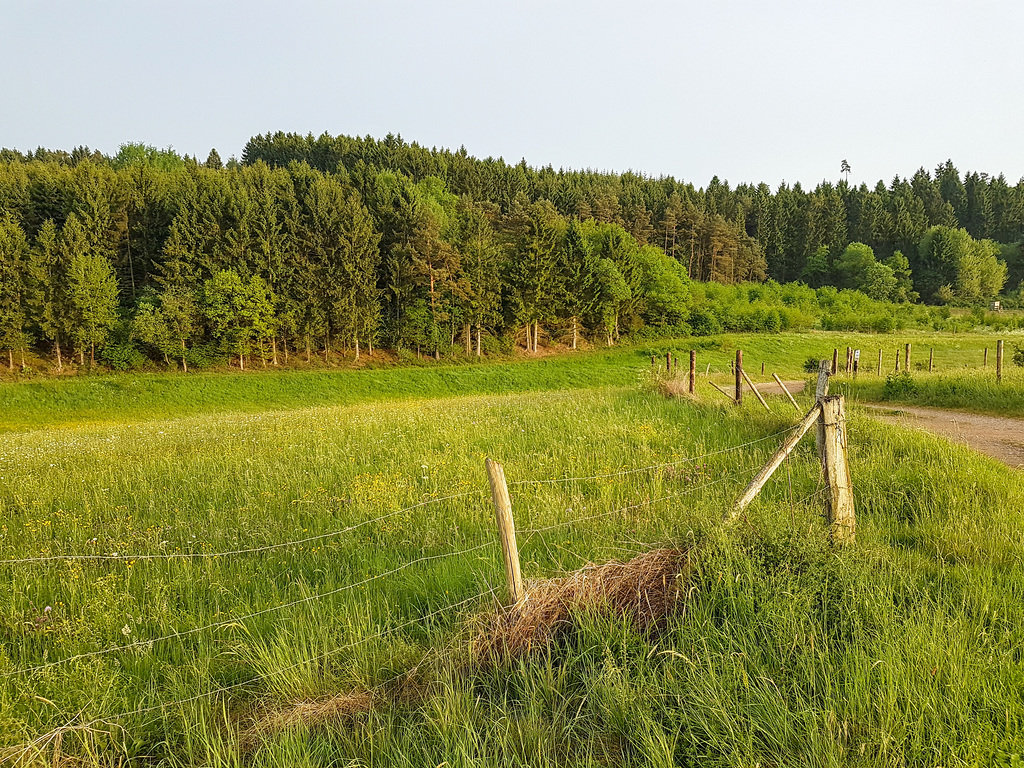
top-left (1012, 344), bottom-right (1024, 367)
top-left (882, 370), bottom-right (919, 399)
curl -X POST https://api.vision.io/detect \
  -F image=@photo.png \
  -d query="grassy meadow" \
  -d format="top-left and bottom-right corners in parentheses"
top-left (1, 331), bottom-right (1023, 766)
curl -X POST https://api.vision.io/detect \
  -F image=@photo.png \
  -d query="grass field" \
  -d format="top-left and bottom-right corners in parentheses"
top-left (2, 332), bottom-right (1023, 766)
top-left (0, 330), bottom-right (1010, 431)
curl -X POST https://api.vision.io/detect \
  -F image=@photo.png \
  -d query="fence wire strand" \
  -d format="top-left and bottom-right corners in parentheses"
top-left (2, 540), bottom-right (497, 679)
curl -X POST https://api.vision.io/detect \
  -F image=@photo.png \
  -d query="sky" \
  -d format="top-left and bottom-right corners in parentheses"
top-left (3, 0), bottom-right (1023, 190)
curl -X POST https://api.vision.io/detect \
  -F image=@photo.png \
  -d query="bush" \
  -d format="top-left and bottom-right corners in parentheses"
top-left (1013, 344), bottom-right (1024, 367)
top-left (803, 356), bottom-right (821, 373)
top-left (100, 342), bottom-right (147, 371)
top-left (883, 371), bottom-right (918, 399)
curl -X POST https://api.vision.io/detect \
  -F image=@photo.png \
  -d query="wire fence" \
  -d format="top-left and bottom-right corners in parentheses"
top-left (2, 414), bottom-right (833, 752)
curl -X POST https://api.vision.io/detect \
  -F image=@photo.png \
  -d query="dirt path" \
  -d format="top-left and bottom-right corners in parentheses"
top-left (860, 403), bottom-right (1024, 469)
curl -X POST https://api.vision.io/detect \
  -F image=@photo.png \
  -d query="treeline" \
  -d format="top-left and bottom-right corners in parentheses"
top-left (0, 136), bottom-right (1021, 371)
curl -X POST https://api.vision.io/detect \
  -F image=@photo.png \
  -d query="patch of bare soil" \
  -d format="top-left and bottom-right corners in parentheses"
top-left (752, 380), bottom-right (806, 397)
top-left (861, 403), bottom-right (1024, 469)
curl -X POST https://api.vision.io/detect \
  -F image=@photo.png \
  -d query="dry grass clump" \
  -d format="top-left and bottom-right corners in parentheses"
top-left (473, 547), bottom-right (691, 664)
top-left (238, 690), bottom-right (375, 750)
top-left (656, 378), bottom-right (694, 399)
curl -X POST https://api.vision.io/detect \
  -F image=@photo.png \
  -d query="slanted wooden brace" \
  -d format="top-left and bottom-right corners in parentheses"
top-left (729, 359), bottom-right (855, 545)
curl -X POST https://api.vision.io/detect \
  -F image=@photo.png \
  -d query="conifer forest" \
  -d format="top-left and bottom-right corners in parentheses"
top-left (1, 133), bottom-right (1022, 371)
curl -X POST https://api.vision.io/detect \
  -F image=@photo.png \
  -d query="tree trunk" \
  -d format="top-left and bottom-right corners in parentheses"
top-left (7, 349), bottom-right (12, 371)
top-left (368, 335), bottom-right (373, 356)
top-left (572, 316), bottom-right (578, 350)
top-left (465, 323), bottom-right (471, 355)
top-left (524, 324), bottom-right (532, 352)
top-left (533, 321), bottom-right (539, 353)
top-left (180, 339), bottom-right (188, 373)
top-left (79, 349), bottom-right (85, 365)
top-left (272, 336), bottom-right (279, 366)
top-left (476, 322), bottom-right (482, 357)
top-left (55, 341), bottom-right (62, 372)
top-left (305, 335), bottom-right (311, 363)
top-left (282, 336), bottom-right (288, 364)
top-left (239, 353), bottom-right (244, 371)
top-left (354, 335), bottom-right (360, 361)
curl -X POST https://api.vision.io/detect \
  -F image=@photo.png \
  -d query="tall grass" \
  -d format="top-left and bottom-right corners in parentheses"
top-left (2, 345), bottom-right (1022, 765)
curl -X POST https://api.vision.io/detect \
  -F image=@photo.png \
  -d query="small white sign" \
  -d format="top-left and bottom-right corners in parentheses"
top-left (854, 350), bottom-right (860, 360)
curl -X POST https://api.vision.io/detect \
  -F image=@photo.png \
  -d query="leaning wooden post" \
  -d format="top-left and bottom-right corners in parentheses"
top-left (735, 349), bottom-right (743, 404)
top-left (485, 459), bottom-right (525, 606)
top-left (741, 368), bottom-right (771, 412)
top-left (929, 348), bottom-right (934, 373)
top-left (877, 348), bottom-right (882, 375)
top-left (997, 339), bottom-right (1004, 383)
top-left (729, 402), bottom-right (822, 518)
top-left (709, 380), bottom-right (736, 400)
top-left (773, 373), bottom-right (801, 412)
top-left (904, 343), bottom-right (911, 371)
top-left (819, 396), bottom-right (855, 544)
top-left (688, 350), bottom-right (696, 394)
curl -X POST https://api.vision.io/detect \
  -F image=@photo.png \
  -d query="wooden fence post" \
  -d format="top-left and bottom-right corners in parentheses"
top-left (877, 348), bottom-right (882, 375)
top-left (651, 355), bottom-right (656, 370)
top-left (845, 346), bottom-right (852, 374)
top-left (929, 348), bottom-right (934, 373)
top-left (741, 368), bottom-right (771, 412)
top-left (735, 349), bottom-right (743, 404)
top-left (831, 349), bottom-right (838, 375)
top-left (815, 360), bottom-right (830, 457)
top-left (689, 350), bottom-right (696, 394)
top-left (773, 373), bottom-right (800, 412)
top-left (819, 396), bottom-right (855, 544)
top-left (666, 351), bottom-right (671, 374)
top-left (485, 458), bottom-right (525, 606)
top-left (729, 402), bottom-right (822, 517)
top-left (905, 343), bottom-right (911, 371)
top-left (997, 340), bottom-right (1004, 383)
top-left (895, 350), bottom-right (900, 372)
top-left (984, 347), bottom-right (988, 367)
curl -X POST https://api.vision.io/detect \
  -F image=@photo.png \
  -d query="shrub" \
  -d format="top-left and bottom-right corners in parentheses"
top-left (1013, 344), bottom-right (1024, 367)
top-left (100, 343), bottom-right (147, 371)
top-left (803, 356), bottom-right (821, 373)
top-left (883, 371), bottom-right (918, 399)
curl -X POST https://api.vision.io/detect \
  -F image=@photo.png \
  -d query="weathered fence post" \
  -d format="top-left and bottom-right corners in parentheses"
top-left (773, 373), bottom-right (801, 412)
top-left (905, 343), bottom-right (911, 371)
top-left (853, 349), bottom-right (859, 376)
top-left (997, 340), bottom-right (1004, 383)
top-left (929, 348), bottom-right (934, 373)
top-left (819, 396), bottom-right (855, 544)
top-left (895, 350), bottom-right (900, 372)
top-left (735, 349), bottom-right (743, 404)
top-left (831, 349), bottom-right (839, 375)
top-left (815, 359), bottom-right (830, 457)
top-left (741, 368), bottom-right (771, 412)
top-left (877, 348), bottom-right (882, 375)
top-left (984, 347), bottom-right (988, 367)
top-left (845, 346), bottom-right (852, 374)
top-left (689, 350), bottom-right (696, 394)
top-left (651, 355), bottom-right (656, 370)
top-left (666, 351), bottom-right (671, 374)
top-left (485, 458), bottom-right (525, 606)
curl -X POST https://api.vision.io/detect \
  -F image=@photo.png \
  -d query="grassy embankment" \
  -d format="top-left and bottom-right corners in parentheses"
top-left (0, 330), bottom-right (1007, 432)
top-left (1, 331), bottom-right (1021, 765)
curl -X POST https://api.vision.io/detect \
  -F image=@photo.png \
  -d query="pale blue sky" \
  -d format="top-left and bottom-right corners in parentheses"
top-left (3, 0), bottom-right (1022, 188)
